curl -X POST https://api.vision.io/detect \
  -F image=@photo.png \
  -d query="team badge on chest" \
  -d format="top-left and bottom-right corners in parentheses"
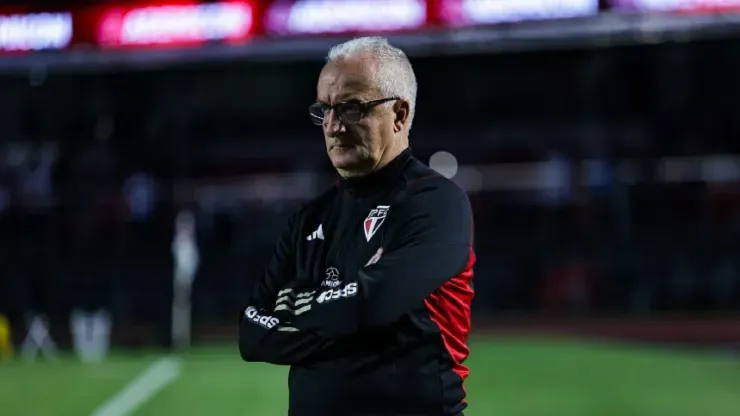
top-left (363, 205), bottom-right (390, 242)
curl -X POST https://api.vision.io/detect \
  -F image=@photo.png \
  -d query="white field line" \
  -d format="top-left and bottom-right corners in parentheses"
top-left (90, 356), bottom-right (181, 416)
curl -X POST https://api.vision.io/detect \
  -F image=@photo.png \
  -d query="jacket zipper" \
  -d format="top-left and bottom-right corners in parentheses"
top-left (334, 195), bottom-right (362, 266)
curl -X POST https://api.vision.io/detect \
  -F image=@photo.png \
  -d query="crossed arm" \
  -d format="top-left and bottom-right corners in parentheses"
top-left (239, 179), bottom-right (473, 365)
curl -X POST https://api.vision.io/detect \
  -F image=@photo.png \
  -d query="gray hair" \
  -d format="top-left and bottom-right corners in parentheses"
top-left (326, 37), bottom-right (417, 130)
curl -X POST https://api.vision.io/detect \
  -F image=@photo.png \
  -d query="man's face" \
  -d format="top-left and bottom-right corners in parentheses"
top-left (316, 56), bottom-right (397, 177)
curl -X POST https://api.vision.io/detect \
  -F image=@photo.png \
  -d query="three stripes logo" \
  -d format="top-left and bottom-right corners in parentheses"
top-left (274, 287), bottom-right (315, 317)
top-left (306, 224), bottom-right (324, 241)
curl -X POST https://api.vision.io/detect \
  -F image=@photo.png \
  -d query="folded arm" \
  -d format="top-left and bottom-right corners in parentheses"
top-left (238, 213), bottom-right (336, 365)
top-left (239, 306), bottom-right (337, 365)
top-left (299, 178), bottom-right (475, 335)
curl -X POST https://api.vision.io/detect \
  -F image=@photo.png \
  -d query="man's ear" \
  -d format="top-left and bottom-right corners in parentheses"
top-left (393, 100), bottom-right (411, 132)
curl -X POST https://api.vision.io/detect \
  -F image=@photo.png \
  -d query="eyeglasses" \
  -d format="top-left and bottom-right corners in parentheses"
top-left (309, 97), bottom-right (400, 126)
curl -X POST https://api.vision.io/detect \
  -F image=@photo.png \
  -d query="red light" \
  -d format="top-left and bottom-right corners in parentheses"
top-left (97, 1), bottom-right (254, 48)
top-left (264, 0), bottom-right (427, 36)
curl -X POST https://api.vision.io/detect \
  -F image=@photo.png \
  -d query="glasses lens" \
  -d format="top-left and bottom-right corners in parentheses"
top-left (308, 103), bottom-right (324, 126)
top-left (336, 102), bottom-right (362, 124)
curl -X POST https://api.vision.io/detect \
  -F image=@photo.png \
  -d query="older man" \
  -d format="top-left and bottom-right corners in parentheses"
top-left (239, 37), bottom-right (475, 416)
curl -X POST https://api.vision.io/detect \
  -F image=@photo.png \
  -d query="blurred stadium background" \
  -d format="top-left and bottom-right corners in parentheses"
top-left (1, 0), bottom-right (740, 415)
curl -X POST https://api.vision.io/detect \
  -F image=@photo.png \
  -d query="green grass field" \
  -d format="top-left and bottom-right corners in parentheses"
top-left (2, 338), bottom-right (739, 415)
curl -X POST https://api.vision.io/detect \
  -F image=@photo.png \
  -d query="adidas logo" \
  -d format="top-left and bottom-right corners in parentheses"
top-left (306, 224), bottom-right (324, 241)
top-left (274, 287), bottom-right (315, 316)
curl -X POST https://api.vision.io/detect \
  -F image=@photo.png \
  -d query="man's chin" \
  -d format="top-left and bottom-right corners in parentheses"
top-left (331, 157), bottom-right (361, 170)
top-left (330, 147), bottom-right (360, 164)
top-left (329, 149), bottom-right (370, 175)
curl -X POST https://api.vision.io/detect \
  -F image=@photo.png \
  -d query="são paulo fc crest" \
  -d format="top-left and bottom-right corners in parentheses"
top-left (363, 205), bottom-right (390, 242)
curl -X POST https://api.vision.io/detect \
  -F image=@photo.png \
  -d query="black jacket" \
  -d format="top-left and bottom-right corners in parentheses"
top-left (239, 148), bottom-right (475, 416)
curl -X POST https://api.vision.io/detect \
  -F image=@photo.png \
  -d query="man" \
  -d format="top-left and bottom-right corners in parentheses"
top-left (239, 37), bottom-right (475, 416)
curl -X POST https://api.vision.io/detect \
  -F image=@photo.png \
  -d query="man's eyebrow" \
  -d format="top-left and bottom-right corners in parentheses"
top-left (315, 96), bottom-right (363, 105)
top-left (334, 95), bottom-right (366, 103)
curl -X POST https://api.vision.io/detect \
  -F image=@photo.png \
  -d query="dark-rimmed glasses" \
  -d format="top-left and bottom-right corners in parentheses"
top-left (309, 97), bottom-right (400, 126)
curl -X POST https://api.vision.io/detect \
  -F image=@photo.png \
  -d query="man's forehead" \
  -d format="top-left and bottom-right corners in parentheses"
top-left (317, 56), bottom-right (378, 101)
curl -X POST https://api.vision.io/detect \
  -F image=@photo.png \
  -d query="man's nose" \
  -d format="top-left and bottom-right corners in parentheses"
top-left (323, 110), bottom-right (345, 136)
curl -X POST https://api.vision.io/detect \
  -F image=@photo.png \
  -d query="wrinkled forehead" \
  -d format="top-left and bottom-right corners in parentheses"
top-left (316, 55), bottom-right (379, 103)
